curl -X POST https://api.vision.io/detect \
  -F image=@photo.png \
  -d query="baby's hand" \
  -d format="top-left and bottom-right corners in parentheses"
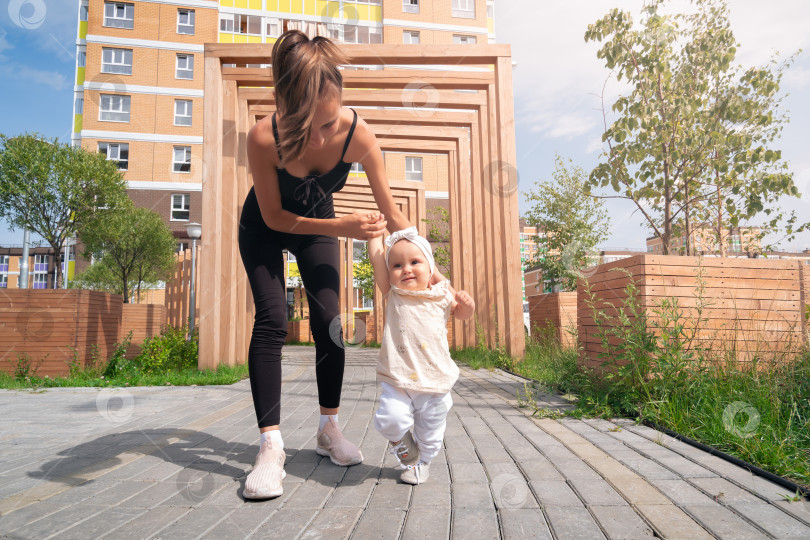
top-left (452, 290), bottom-right (475, 320)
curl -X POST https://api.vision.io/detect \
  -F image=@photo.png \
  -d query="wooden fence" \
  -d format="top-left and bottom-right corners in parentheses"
top-left (577, 255), bottom-right (809, 368)
top-left (165, 248), bottom-right (201, 329)
top-left (0, 290), bottom-right (172, 377)
top-left (121, 303), bottom-right (167, 359)
top-left (528, 292), bottom-right (577, 348)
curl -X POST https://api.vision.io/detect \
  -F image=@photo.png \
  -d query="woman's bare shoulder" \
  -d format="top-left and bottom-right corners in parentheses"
top-left (248, 116), bottom-right (277, 151)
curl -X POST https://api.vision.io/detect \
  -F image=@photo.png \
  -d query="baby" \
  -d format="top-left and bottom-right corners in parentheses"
top-left (368, 225), bottom-right (475, 484)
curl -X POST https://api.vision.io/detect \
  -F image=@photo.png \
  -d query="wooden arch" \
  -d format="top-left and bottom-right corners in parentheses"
top-left (200, 44), bottom-right (523, 369)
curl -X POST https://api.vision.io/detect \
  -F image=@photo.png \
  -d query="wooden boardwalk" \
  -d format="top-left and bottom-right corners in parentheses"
top-left (0, 346), bottom-right (808, 539)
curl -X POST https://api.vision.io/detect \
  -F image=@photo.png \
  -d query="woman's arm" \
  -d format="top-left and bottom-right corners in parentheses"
top-left (351, 118), bottom-right (448, 284)
top-left (367, 234), bottom-right (390, 297)
top-left (248, 119), bottom-right (387, 239)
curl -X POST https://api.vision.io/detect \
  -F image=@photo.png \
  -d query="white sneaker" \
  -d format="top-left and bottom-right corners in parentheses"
top-left (243, 440), bottom-right (286, 499)
top-left (388, 431), bottom-right (420, 467)
top-left (400, 461), bottom-right (430, 485)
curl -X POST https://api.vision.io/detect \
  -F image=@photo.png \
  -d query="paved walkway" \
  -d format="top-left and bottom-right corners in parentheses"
top-left (0, 346), bottom-right (808, 539)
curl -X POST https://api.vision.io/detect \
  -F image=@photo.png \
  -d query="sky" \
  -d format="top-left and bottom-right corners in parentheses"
top-left (1, 0), bottom-right (809, 250)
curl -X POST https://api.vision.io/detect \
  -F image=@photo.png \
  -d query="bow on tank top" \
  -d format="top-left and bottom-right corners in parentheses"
top-left (272, 109), bottom-right (358, 220)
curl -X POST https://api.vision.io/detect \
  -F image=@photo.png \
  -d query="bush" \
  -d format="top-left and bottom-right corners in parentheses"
top-left (131, 325), bottom-right (198, 374)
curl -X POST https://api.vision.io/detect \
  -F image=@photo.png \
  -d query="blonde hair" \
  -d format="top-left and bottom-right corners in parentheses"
top-left (271, 30), bottom-right (347, 164)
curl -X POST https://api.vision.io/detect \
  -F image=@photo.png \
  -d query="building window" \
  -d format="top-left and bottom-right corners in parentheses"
top-left (174, 100), bottom-right (192, 126)
top-left (350, 162), bottom-right (365, 174)
top-left (80, 3), bottom-right (88, 21)
top-left (33, 273), bottom-right (48, 289)
top-left (176, 241), bottom-right (189, 253)
top-left (0, 255), bottom-right (8, 272)
top-left (452, 0), bottom-right (475, 18)
top-left (74, 97), bottom-right (83, 114)
top-left (0, 274), bottom-right (7, 288)
top-left (103, 1), bottom-right (134, 29)
top-left (101, 47), bottom-right (133, 75)
top-left (266, 18), bottom-right (280, 38)
top-left (99, 94), bottom-right (130, 122)
top-left (405, 156), bottom-right (422, 182)
top-left (98, 142), bottom-right (129, 170)
top-left (403, 0), bottom-right (418, 14)
top-left (171, 193), bottom-right (190, 221)
top-left (34, 254), bottom-right (48, 272)
top-left (453, 34), bottom-right (477, 44)
top-left (177, 9), bottom-right (195, 35)
top-left (403, 30), bottom-right (420, 44)
top-left (176, 54), bottom-right (194, 80)
top-left (77, 51), bottom-right (86, 67)
top-left (173, 146), bottom-right (191, 173)
top-left (221, 14), bottom-right (261, 35)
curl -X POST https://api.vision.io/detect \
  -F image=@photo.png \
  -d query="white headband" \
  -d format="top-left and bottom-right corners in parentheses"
top-left (384, 226), bottom-right (435, 276)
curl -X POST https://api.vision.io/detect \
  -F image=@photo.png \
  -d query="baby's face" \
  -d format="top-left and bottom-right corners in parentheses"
top-left (388, 240), bottom-right (431, 291)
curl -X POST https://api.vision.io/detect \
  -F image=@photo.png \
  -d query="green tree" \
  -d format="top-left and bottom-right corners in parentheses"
top-left (421, 206), bottom-right (451, 274)
top-left (585, 0), bottom-right (804, 255)
top-left (0, 133), bottom-right (127, 287)
top-left (79, 204), bottom-right (177, 303)
top-left (353, 243), bottom-right (375, 304)
top-left (523, 155), bottom-right (610, 292)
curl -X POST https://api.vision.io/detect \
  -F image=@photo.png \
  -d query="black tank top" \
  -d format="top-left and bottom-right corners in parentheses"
top-left (271, 109), bottom-right (357, 219)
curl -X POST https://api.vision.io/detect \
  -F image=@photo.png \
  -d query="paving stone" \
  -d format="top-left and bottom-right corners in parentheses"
top-left (367, 482), bottom-right (411, 510)
top-left (529, 480), bottom-right (583, 507)
top-left (654, 455), bottom-right (717, 478)
top-left (647, 479), bottom-right (718, 506)
top-left (0, 501), bottom-right (68, 534)
top-left (568, 476), bottom-right (626, 506)
top-left (102, 505), bottom-right (191, 539)
top-left (400, 506), bottom-right (450, 539)
top-left (252, 508), bottom-right (317, 539)
top-left (7, 503), bottom-right (106, 539)
top-left (298, 507), bottom-right (363, 539)
top-left (635, 504), bottom-right (714, 540)
top-left (449, 461), bottom-right (488, 483)
top-left (411, 482), bottom-right (450, 509)
top-left (118, 481), bottom-right (188, 509)
top-left (518, 457), bottom-right (563, 483)
top-left (616, 457), bottom-right (682, 480)
top-left (729, 503), bottom-right (810, 538)
top-left (451, 481), bottom-right (495, 509)
top-left (606, 475), bottom-right (670, 505)
top-left (348, 508), bottom-right (405, 539)
top-left (685, 504), bottom-right (770, 540)
top-left (325, 482), bottom-right (376, 508)
top-left (498, 508), bottom-right (553, 540)
top-left (774, 500), bottom-right (810, 527)
top-left (590, 505), bottom-right (655, 539)
top-left (544, 505), bottom-right (606, 539)
top-left (451, 506), bottom-right (499, 540)
top-left (82, 479), bottom-right (154, 506)
top-left (282, 481), bottom-right (335, 510)
top-left (690, 477), bottom-right (764, 504)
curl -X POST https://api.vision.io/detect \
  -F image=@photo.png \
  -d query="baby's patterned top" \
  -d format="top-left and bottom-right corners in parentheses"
top-left (376, 280), bottom-right (459, 393)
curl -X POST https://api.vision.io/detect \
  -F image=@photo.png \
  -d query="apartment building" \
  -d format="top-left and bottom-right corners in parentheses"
top-left (646, 226), bottom-right (763, 255)
top-left (71, 0), bottom-right (494, 252)
top-left (0, 246), bottom-right (76, 290)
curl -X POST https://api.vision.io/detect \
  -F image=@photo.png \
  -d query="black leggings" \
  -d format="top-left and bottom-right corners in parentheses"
top-left (238, 190), bottom-right (344, 428)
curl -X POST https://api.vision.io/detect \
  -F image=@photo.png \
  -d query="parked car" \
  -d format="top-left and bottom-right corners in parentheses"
top-left (523, 301), bottom-right (530, 335)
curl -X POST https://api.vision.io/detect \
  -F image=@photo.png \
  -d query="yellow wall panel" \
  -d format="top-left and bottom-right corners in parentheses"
top-left (76, 66), bottom-right (85, 85)
top-left (248, 35), bottom-right (261, 43)
top-left (73, 114), bottom-right (82, 133)
top-left (234, 34), bottom-right (247, 43)
top-left (290, 0), bottom-right (303, 14)
top-left (278, 0), bottom-right (290, 13)
top-left (218, 32), bottom-right (233, 43)
top-left (266, 0), bottom-right (279, 11)
top-left (79, 21), bottom-right (87, 39)
top-left (219, 0), bottom-right (233, 6)
top-left (304, 0), bottom-right (316, 16)
top-left (315, 0), bottom-right (328, 18)
top-left (234, 0), bottom-right (247, 8)
top-left (369, 4), bottom-right (381, 21)
top-left (356, 4), bottom-right (368, 20)
top-left (248, 0), bottom-right (261, 9)
top-left (488, 18), bottom-right (494, 34)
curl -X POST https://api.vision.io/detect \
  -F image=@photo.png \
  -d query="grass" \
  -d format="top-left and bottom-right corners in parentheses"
top-left (451, 293), bottom-right (810, 491)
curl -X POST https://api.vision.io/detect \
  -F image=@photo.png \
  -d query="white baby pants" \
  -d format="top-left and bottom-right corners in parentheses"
top-left (373, 381), bottom-right (453, 464)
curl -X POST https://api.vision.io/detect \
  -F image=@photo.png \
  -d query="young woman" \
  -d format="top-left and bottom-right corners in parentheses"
top-left (238, 30), bottom-right (443, 498)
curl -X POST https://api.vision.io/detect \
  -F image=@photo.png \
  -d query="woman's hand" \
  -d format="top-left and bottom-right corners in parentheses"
top-left (340, 211), bottom-right (387, 239)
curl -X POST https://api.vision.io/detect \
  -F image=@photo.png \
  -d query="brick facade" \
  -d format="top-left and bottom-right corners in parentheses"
top-left (127, 188), bottom-right (203, 237)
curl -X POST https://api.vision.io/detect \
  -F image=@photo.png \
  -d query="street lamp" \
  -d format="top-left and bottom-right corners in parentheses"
top-left (185, 222), bottom-right (202, 341)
